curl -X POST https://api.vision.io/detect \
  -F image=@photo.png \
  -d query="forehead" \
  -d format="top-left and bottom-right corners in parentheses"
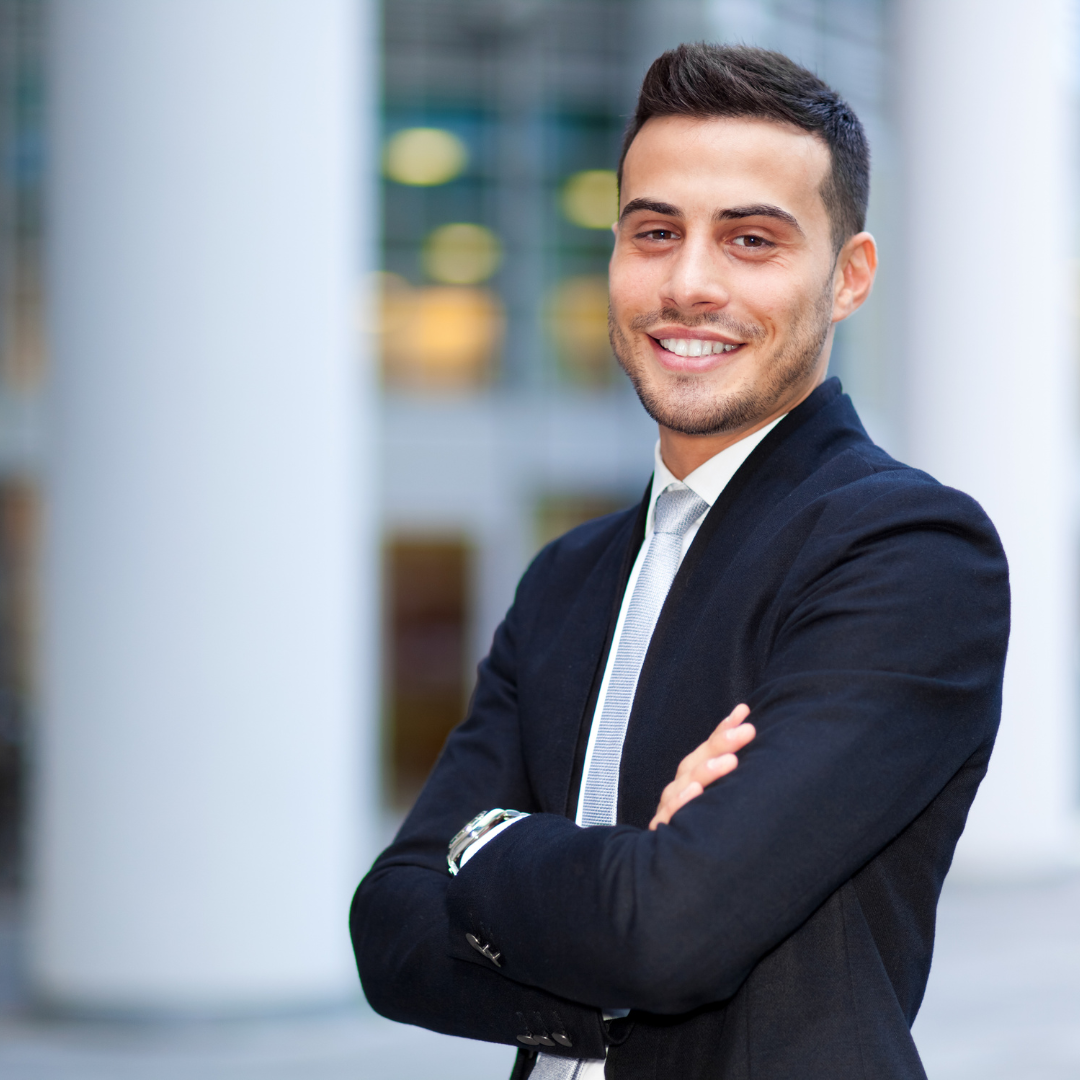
top-left (621, 115), bottom-right (832, 229)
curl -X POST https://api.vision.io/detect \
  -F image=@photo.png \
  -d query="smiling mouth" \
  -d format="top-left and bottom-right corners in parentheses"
top-left (655, 337), bottom-right (743, 358)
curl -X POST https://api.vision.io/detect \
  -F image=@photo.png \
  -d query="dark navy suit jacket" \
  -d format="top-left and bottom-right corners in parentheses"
top-left (351, 379), bottom-right (1010, 1079)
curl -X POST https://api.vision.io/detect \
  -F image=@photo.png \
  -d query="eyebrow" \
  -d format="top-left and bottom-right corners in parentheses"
top-left (619, 197), bottom-right (803, 236)
top-left (619, 198), bottom-right (681, 221)
top-left (715, 204), bottom-right (803, 234)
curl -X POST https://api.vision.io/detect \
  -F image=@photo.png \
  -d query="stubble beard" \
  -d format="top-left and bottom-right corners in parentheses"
top-left (609, 284), bottom-right (834, 437)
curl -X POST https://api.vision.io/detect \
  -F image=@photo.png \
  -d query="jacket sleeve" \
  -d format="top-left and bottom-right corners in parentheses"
top-left (350, 549), bottom-right (608, 1057)
top-left (443, 483), bottom-right (1010, 1015)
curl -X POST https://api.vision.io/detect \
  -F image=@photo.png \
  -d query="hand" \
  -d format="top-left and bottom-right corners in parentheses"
top-left (648, 704), bottom-right (755, 830)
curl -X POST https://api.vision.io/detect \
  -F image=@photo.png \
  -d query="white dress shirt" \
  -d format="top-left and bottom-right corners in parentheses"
top-left (574, 419), bottom-right (782, 827)
top-left (460, 418), bottom-right (784, 1074)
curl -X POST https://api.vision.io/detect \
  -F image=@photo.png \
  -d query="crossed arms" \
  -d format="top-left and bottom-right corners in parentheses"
top-left (352, 481), bottom-right (1009, 1041)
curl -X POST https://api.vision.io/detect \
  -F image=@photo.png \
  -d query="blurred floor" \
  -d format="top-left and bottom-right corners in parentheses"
top-left (0, 875), bottom-right (1075, 1079)
top-left (0, 1009), bottom-right (517, 1080)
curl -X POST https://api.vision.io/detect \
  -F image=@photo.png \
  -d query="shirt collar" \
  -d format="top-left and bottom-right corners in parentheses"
top-left (645, 415), bottom-right (786, 535)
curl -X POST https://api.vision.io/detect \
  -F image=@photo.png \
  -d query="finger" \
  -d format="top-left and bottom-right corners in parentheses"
top-left (651, 753), bottom-right (738, 830)
top-left (686, 724), bottom-right (754, 789)
top-left (667, 779), bottom-right (705, 818)
top-left (650, 706), bottom-right (754, 829)
top-left (695, 722), bottom-right (754, 773)
top-left (686, 750), bottom-right (739, 789)
top-left (656, 728), bottom-right (754, 824)
top-left (658, 777), bottom-right (684, 805)
top-left (651, 780), bottom-right (698, 830)
top-left (671, 717), bottom-right (755, 786)
top-left (716, 702), bottom-right (751, 730)
top-left (674, 704), bottom-right (752, 773)
top-left (713, 721), bottom-right (755, 754)
top-left (649, 780), bottom-right (703, 830)
top-left (651, 782), bottom-right (689, 827)
top-left (706, 706), bottom-right (752, 749)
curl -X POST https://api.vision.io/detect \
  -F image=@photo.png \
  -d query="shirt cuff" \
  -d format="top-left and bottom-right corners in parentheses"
top-left (458, 814), bottom-right (528, 869)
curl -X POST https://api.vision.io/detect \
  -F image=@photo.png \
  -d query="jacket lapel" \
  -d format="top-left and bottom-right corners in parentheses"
top-left (616, 379), bottom-right (870, 823)
top-left (521, 491), bottom-right (648, 819)
top-left (560, 489), bottom-right (649, 817)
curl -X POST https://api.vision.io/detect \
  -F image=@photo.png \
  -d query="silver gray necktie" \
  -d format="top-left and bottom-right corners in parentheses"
top-left (579, 482), bottom-right (709, 826)
top-left (531, 483), bottom-right (708, 1080)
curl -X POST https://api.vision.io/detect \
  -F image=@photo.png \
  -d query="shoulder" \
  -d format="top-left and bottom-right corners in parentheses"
top-left (521, 503), bottom-right (641, 591)
top-left (498, 501), bottom-right (642, 647)
top-left (811, 445), bottom-right (1003, 555)
top-left (768, 382), bottom-right (1001, 548)
top-left (769, 449), bottom-right (1010, 637)
top-left (751, 400), bottom-right (1009, 605)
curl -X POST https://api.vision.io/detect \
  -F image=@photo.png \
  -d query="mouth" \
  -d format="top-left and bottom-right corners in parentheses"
top-left (647, 333), bottom-right (746, 371)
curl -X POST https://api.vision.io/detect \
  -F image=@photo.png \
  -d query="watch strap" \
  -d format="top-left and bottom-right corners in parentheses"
top-left (448, 808), bottom-right (528, 875)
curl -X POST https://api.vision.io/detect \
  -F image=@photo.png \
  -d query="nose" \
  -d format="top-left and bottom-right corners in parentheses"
top-left (660, 232), bottom-right (729, 314)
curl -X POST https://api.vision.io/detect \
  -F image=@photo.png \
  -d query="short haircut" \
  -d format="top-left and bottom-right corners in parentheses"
top-left (619, 43), bottom-right (870, 252)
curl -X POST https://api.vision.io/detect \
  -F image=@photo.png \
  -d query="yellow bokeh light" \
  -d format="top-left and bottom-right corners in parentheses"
top-left (545, 274), bottom-right (614, 384)
top-left (384, 127), bottom-right (468, 186)
top-left (422, 223), bottom-right (502, 285)
top-left (377, 275), bottom-right (504, 390)
top-left (561, 169), bottom-right (619, 230)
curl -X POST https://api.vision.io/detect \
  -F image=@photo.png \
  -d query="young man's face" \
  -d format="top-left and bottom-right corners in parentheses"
top-left (609, 115), bottom-right (858, 439)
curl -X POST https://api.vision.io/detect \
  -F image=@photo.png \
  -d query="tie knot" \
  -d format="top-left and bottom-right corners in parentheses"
top-left (653, 483), bottom-right (708, 537)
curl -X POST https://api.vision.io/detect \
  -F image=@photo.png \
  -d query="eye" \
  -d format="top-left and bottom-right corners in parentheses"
top-left (732, 235), bottom-right (772, 248)
top-left (636, 228), bottom-right (679, 242)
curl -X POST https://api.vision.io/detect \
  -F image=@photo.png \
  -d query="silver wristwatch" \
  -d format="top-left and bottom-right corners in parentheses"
top-left (447, 808), bottom-right (527, 875)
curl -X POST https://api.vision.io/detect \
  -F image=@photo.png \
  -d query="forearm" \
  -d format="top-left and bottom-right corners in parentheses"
top-left (446, 667), bottom-right (999, 1014)
top-left (447, 811), bottom-right (738, 1013)
top-left (352, 861), bottom-right (607, 1054)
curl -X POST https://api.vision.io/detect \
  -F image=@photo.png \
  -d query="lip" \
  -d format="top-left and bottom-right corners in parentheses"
top-left (647, 327), bottom-right (743, 344)
top-left (647, 332), bottom-right (746, 373)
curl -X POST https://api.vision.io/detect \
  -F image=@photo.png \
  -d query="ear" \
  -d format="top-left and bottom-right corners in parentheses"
top-left (832, 232), bottom-right (877, 322)
top-left (611, 221), bottom-right (619, 237)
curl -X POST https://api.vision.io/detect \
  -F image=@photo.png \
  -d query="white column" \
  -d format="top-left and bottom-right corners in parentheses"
top-left (898, 0), bottom-right (1079, 874)
top-left (34, 0), bottom-right (378, 1011)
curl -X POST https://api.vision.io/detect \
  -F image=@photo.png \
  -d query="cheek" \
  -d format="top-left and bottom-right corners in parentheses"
top-left (729, 266), bottom-right (816, 332)
top-left (608, 252), bottom-right (656, 312)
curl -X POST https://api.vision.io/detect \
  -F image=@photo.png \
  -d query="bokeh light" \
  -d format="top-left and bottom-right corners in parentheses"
top-left (378, 272), bottom-right (504, 389)
top-left (545, 273), bottom-right (614, 384)
top-left (421, 223), bottom-right (502, 285)
top-left (561, 169), bottom-right (619, 229)
top-left (384, 127), bottom-right (468, 186)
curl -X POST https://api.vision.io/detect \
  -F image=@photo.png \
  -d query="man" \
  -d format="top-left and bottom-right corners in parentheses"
top-left (352, 44), bottom-right (1009, 1080)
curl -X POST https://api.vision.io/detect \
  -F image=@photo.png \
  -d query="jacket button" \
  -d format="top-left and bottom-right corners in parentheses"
top-left (465, 932), bottom-right (502, 967)
top-left (516, 1033), bottom-right (539, 1045)
top-left (552, 1032), bottom-right (573, 1048)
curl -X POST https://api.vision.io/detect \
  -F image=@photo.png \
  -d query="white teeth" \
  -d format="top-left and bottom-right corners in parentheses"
top-left (658, 338), bottom-right (739, 357)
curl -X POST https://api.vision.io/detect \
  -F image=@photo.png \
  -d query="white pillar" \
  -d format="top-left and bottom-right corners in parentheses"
top-left (898, 0), bottom-right (1079, 874)
top-left (34, 0), bottom-right (378, 1011)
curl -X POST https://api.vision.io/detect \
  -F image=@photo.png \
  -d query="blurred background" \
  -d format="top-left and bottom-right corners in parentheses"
top-left (0, 0), bottom-right (1075, 1077)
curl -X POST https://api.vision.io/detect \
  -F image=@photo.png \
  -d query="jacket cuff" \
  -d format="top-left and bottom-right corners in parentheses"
top-left (446, 814), bottom-right (607, 1058)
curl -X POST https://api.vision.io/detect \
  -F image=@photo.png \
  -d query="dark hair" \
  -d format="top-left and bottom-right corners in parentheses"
top-left (619, 43), bottom-right (869, 251)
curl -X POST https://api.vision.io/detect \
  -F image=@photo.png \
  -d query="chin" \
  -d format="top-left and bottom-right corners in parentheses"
top-left (614, 342), bottom-right (759, 436)
top-left (639, 379), bottom-right (769, 436)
